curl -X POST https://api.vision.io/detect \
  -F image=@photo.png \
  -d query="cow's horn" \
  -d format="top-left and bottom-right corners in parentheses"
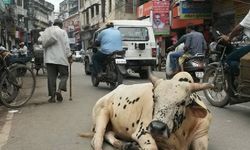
top-left (148, 67), bottom-right (161, 86)
top-left (189, 83), bottom-right (214, 92)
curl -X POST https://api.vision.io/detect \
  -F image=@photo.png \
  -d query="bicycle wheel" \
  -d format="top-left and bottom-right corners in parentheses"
top-left (0, 64), bottom-right (36, 108)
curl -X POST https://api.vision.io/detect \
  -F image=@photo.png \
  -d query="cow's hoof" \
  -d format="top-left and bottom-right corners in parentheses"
top-left (122, 142), bottom-right (139, 150)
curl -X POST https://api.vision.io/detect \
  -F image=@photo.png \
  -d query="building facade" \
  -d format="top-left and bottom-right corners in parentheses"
top-left (59, 0), bottom-right (79, 20)
top-left (79, 0), bottom-right (138, 50)
top-left (0, 0), bottom-right (54, 50)
top-left (26, 0), bottom-right (54, 45)
top-left (59, 0), bottom-right (80, 50)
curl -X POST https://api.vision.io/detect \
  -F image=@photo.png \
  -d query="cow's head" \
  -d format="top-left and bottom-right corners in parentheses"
top-left (148, 71), bottom-right (213, 138)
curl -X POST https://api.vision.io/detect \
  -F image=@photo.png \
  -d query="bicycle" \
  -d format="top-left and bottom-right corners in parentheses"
top-left (0, 51), bottom-right (36, 108)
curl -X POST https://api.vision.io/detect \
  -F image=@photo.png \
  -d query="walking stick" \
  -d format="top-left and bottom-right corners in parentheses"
top-left (69, 62), bottom-right (72, 101)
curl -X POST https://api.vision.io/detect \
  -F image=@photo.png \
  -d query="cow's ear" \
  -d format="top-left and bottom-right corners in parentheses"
top-left (148, 70), bottom-right (162, 87)
top-left (190, 106), bottom-right (207, 118)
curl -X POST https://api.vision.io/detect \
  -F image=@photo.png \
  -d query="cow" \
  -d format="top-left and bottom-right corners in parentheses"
top-left (81, 71), bottom-right (213, 150)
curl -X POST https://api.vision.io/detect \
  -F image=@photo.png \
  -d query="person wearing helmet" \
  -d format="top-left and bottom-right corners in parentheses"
top-left (38, 19), bottom-right (72, 103)
top-left (92, 22), bottom-right (123, 77)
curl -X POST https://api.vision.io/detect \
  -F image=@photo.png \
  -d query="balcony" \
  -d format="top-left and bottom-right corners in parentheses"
top-left (15, 6), bottom-right (27, 17)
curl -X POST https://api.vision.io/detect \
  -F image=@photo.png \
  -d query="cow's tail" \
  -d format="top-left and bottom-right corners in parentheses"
top-left (79, 132), bottom-right (94, 138)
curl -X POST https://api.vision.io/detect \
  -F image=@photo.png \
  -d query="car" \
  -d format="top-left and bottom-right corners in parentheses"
top-left (82, 20), bottom-right (157, 78)
top-left (72, 51), bottom-right (82, 62)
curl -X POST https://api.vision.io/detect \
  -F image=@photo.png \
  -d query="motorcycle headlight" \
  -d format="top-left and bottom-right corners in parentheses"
top-left (191, 61), bottom-right (200, 67)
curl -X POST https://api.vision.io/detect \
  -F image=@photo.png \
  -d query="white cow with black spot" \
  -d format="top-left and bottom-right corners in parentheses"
top-left (81, 72), bottom-right (213, 150)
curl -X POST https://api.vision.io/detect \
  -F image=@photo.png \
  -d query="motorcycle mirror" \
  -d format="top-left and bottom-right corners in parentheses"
top-left (216, 31), bottom-right (221, 36)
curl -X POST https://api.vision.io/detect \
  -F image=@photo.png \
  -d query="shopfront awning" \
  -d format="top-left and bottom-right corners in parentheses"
top-left (171, 18), bottom-right (204, 29)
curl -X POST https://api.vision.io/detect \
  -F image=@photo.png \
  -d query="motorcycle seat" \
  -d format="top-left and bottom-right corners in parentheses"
top-left (109, 50), bottom-right (126, 56)
top-left (185, 54), bottom-right (205, 61)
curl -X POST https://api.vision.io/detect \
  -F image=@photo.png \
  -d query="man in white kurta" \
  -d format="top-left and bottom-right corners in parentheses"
top-left (39, 19), bottom-right (72, 103)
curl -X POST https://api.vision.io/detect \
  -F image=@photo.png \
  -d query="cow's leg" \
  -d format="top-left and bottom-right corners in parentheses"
top-left (104, 131), bottom-right (123, 149)
top-left (190, 135), bottom-right (208, 150)
top-left (91, 109), bottom-right (110, 150)
top-left (131, 132), bottom-right (158, 150)
top-left (105, 131), bottom-right (140, 150)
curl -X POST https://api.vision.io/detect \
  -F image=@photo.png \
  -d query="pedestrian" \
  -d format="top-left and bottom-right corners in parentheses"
top-left (38, 19), bottom-right (72, 103)
top-left (11, 45), bottom-right (18, 56)
top-left (18, 42), bottom-right (28, 56)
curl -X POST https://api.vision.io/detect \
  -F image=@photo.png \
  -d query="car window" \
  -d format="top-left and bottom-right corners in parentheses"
top-left (118, 27), bottom-right (149, 41)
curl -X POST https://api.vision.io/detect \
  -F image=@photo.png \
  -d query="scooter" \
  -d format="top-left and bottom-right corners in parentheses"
top-left (91, 50), bottom-right (127, 89)
top-left (203, 31), bottom-right (250, 107)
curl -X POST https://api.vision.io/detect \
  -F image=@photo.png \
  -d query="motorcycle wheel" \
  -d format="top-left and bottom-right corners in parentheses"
top-left (91, 74), bottom-right (99, 87)
top-left (84, 59), bottom-right (91, 75)
top-left (203, 67), bottom-right (230, 107)
top-left (110, 70), bottom-right (123, 90)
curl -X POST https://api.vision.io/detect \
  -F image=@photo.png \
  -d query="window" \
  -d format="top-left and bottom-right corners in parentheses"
top-left (96, 5), bottom-right (99, 15)
top-left (109, 0), bottom-right (112, 13)
top-left (91, 7), bottom-right (94, 18)
top-left (86, 10), bottom-right (89, 24)
top-left (125, 0), bottom-right (133, 13)
top-left (118, 27), bottom-right (149, 41)
top-left (17, 0), bottom-right (22, 6)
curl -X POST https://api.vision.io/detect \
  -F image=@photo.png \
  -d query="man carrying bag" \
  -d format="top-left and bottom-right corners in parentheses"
top-left (39, 19), bottom-right (72, 103)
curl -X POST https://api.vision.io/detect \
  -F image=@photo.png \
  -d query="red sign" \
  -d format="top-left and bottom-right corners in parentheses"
top-left (152, 0), bottom-right (170, 35)
top-left (137, 1), bottom-right (153, 18)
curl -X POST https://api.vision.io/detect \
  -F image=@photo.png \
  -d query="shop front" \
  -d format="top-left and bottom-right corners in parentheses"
top-left (170, 0), bottom-right (212, 43)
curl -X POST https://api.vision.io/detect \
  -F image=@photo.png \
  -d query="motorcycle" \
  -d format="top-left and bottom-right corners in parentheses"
top-left (203, 31), bottom-right (250, 107)
top-left (91, 50), bottom-right (127, 89)
top-left (165, 46), bottom-right (206, 82)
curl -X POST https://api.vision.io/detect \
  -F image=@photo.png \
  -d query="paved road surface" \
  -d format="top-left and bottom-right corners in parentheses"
top-left (0, 63), bottom-right (250, 150)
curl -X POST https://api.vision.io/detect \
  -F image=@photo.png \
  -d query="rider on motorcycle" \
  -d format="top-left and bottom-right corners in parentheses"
top-left (92, 22), bottom-right (123, 78)
top-left (220, 10), bottom-right (250, 75)
top-left (167, 24), bottom-right (207, 73)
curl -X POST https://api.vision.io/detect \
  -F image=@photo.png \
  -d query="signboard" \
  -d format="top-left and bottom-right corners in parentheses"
top-left (3, 0), bottom-right (11, 4)
top-left (180, 1), bottom-right (211, 19)
top-left (152, 0), bottom-right (170, 35)
top-left (137, 1), bottom-right (153, 18)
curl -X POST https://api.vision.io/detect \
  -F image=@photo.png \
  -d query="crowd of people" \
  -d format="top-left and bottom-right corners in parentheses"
top-left (0, 42), bottom-right (28, 57)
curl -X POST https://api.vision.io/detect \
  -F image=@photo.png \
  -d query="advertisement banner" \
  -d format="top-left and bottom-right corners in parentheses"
top-left (152, 0), bottom-right (170, 35)
top-left (180, 1), bottom-right (212, 19)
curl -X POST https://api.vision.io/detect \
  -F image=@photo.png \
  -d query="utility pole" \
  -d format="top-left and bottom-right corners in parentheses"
top-left (101, 0), bottom-right (105, 22)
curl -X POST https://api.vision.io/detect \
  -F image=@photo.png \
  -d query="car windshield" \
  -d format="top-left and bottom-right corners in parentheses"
top-left (118, 27), bottom-right (149, 41)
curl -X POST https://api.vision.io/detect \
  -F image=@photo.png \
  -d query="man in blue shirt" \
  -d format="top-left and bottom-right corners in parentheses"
top-left (92, 22), bottom-right (122, 77)
top-left (167, 24), bottom-right (207, 73)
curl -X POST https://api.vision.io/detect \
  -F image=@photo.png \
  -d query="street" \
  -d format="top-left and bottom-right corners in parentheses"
top-left (0, 62), bottom-right (250, 150)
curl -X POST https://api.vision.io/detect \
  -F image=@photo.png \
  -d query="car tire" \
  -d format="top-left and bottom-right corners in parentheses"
top-left (84, 59), bottom-right (91, 75)
top-left (139, 70), bottom-right (148, 79)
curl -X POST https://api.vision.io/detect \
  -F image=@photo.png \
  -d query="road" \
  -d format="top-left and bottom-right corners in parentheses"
top-left (0, 62), bottom-right (250, 150)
